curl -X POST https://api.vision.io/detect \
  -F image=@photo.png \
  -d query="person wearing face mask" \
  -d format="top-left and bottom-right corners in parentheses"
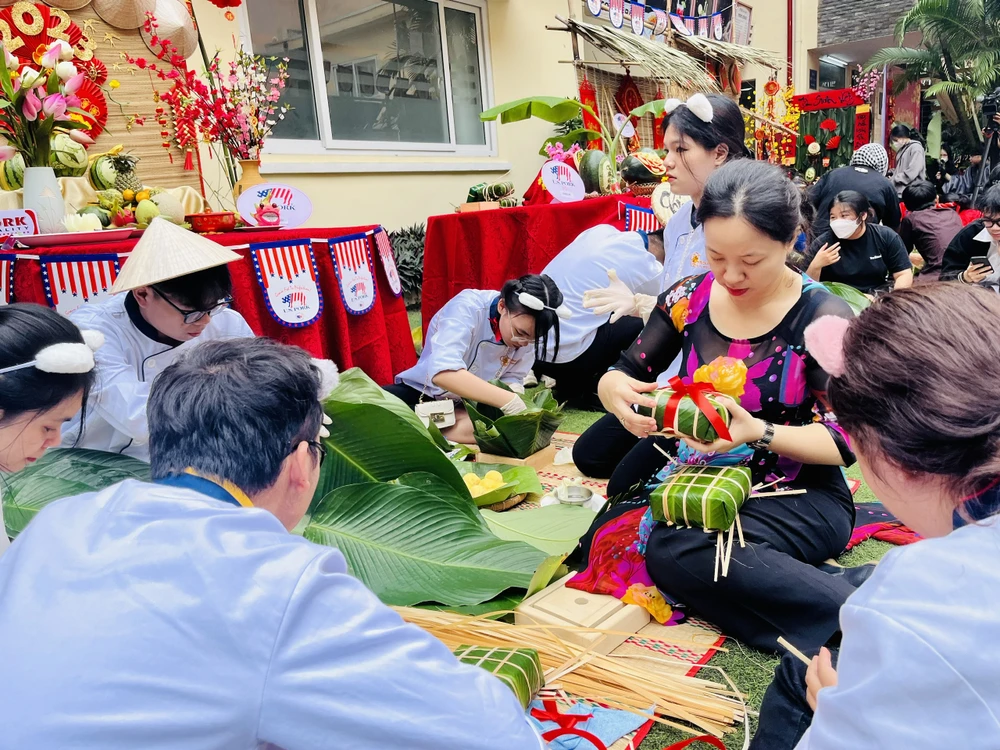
top-left (387, 274), bottom-right (565, 445)
top-left (59, 218), bottom-right (254, 460)
top-left (0, 304), bottom-right (101, 556)
top-left (941, 183), bottom-right (1000, 289)
top-left (934, 143), bottom-right (958, 195)
top-left (805, 191), bottom-right (912, 295)
top-left (568, 161), bottom-right (867, 654)
top-left (889, 124), bottom-right (927, 198)
top-left (807, 143), bottom-right (900, 238)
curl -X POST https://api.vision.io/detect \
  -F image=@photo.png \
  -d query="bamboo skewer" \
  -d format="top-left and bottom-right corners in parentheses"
top-left (777, 636), bottom-right (813, 666)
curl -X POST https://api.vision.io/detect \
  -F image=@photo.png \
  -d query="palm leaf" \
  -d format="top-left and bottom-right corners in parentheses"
top-left (822, 282), bottom-right (872, 316)
top-left (464, 385), bottom-right (564, 459)
top-left (2, 449), bottom-right (150, 537)
top-left (480, 504), bottom-right (597, 556)
top-left (865, 47), bottom-right (940, 72)
top-left (304, 477), bottom-right (547, 606)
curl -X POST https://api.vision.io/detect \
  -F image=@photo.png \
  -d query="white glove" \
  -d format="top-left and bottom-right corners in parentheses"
top-left (635, 293), bottom-right (657, 324)
top-left (501, 394), bottom-right (529, 416)
top-left (583, 269), bottom-right (638, 324)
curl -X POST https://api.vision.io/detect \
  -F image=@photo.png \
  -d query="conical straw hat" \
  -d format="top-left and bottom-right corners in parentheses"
top-left (141, 0), bottom-right (197, 57)
top-left (48, 0), bottom-right (94, 10)
top-left (112, 217), bottom-right (242, 293)
top-left (93, 0), bottom-right (157, 30)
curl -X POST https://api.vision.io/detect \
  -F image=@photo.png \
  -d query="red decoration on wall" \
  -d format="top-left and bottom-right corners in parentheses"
top-left (792, 88), bottom-right (865, 112)
top-left (75, 78), bottom-right (109, 139)
top-left (615, 72), bottom-right (643, 153)
top-left (0, 3), bottom-right (92, 67)
top-left (653, 85), bottom-right (665, 149)
top-left (854, 108), bottom-right (871, 150)
top-left (578, 74), bottom-right (603, 151)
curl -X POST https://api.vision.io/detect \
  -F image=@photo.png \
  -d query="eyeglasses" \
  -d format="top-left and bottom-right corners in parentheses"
top-left (306, 440), bottom-right (327, 465)
top-left (983, 217), bottom-right (1000, 229)
top-left (152, 286), bottom-right (233, 325)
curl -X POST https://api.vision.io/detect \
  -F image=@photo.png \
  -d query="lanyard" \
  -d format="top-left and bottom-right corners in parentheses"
top-left (154, 469), bottom-right (254, 509)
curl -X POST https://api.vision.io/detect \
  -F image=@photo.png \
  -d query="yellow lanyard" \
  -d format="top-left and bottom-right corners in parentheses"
top-left (183, 468), bottom-right (254, 508)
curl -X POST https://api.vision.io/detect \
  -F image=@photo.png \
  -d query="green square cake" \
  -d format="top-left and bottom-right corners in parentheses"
top-left (453, 645), bottom-right (544, 709)
top-left (650, 465), bottom-right (753, 530)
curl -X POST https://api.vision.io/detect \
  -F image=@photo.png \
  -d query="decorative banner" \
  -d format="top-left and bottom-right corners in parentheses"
top-left (250, 239), bottom-right (323, 328)
top-left (609, 0), bottom-right (625, 28)
top-left (372, 227), bottom-right (402, 297)
top-left (540, 160), bottom-right (585, 204)
top-left (732, 2), bottom-right (752, 45)
top-left (712, 12), bottom-right (724, 39)
top-left (0, 3), bottom-right (95, 66)
top-left (329, 233), bottom-right (377, 315)
top-left (792, 88), bottom-right (866, 112)
top-left (587, 0), bottom-right (602, 15)
top-left (670, 12), bottom-right (693, 35)
top-left (237, 182), bottom-right (314, 228)
top-left (854, 105), bottom-right (872, 150)
top-left (0, 254), bottom-right (14, 305)
top-left (40, 254), bottom-right (119, 316)
top-left (630, 0), bottom-right (645, 34)
top-left (0, 209), bottom-right (37, 237)
top-left (697, 15), bottom-right (709, 36)
top-left (621, 203), bottom-right (662, 232)
top-left (653, 9), bottom-right (668, 35)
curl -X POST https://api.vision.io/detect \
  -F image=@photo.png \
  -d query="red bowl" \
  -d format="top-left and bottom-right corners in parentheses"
top-left (186, 211), bottom-right (236, 232)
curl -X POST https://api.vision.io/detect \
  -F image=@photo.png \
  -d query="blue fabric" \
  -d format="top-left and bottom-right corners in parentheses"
top-left (528, 701), bottom-right (650, 749)
top-left (155, 473), bottom-right (242, 508)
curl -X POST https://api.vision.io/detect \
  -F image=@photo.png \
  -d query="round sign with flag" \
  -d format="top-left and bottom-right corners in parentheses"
top-left (540, 160), bottom-right (585, 204)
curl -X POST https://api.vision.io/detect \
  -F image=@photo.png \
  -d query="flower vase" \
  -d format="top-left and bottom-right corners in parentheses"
top-left (234, 159), bottom-right (263, 202)
top-left (23, 167), bottom-right (65, 234)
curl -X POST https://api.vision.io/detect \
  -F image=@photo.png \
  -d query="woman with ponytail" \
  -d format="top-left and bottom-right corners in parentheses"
top-left (751, 283), bottom-right (1000, 748)
top-left (388, 274), bottom-right (566, 444)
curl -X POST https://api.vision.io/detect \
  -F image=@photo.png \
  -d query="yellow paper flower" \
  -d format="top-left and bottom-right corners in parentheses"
top-left (109, 79), bottom-right (120, 89)
top-left (693, 356), bottom-right (748, 399)
top-left (670, 297), bottom-right (689, 332)
top-left (621, 584), bottom-right (673, 625)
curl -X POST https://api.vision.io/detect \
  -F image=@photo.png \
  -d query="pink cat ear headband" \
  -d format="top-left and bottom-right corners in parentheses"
top-left (803, 316), bottom-right (851, 378)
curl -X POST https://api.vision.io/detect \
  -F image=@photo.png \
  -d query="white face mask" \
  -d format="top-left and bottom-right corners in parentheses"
top-left (890, 140), bottom-right (903, 153)
top-left (830, 218), bottom-right (860, 239)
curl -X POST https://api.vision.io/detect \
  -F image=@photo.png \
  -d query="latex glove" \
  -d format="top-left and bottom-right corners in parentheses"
top-left (583, 269), bottom-right (638, 323)
top-left (501, 395), bottom-right (529, 416)
top-left (635, 293), bottom-right (657, 324)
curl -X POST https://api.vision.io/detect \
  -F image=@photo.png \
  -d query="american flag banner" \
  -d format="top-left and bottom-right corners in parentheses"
top-left (372, 227), bottom-right (402, 297)
top-left (0, 254), bottom-right (13, 305)
top-left (328, 232), bottom-right (377, 315)
top-left (630, 0), bottom-right (646, 34)
top-left (653, 9), bottom-right (668, 34)
top-left (609, 0), bottom-right (625, 27)
top-left (697, 15), bottom-right (709, 36)
top-left (250, 239), bottom-right (324, 328)
top-left (40, 254), bottom-right (119, 316)
top-left (586, 0), bottom-right (601, 15)
top-left (620, 203), bottom-right (664, 233)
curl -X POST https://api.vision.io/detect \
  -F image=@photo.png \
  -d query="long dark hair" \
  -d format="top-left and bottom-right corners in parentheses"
top-left (501, 274), bottom-right (563, 362)
top-left (697, 159), bottom-right (803, 245)
top-left (661, 93), bottom-right (749, 163)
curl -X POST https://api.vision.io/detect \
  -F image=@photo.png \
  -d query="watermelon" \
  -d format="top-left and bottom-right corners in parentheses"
top-left (621, 154), bottom-right (657, 183)
top-left (89, 154), bottom-right (117, 191)
top-left (78, 205), bottom-right (112, 227)
top-left (578, 150), bottom-right (614, 194)
top-left (50, 133), bottom-right (88, 178)
top-left (0, 152), bottom-right (25, 191)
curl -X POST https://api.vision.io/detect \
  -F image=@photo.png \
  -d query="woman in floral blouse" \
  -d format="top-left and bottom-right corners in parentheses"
top-left (569, 161), bottom-right (868, 653)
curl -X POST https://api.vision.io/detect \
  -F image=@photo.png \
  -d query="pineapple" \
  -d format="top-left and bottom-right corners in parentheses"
top-left (111, 153), bottom-right (141, 194)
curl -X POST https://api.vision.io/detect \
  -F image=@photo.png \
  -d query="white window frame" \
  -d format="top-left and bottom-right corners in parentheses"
top-left (240, 0), bottom-right (497, 157)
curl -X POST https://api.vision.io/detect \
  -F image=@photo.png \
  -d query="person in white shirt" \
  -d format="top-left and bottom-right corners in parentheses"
top-left (61, 217), bottom-right (253, 459)
top-left (0, 304), bottom-right (101, 556)
top-left (750, 283), bottom-right (1000, 749)
top-left (388, 274), bottom-right (566, 444)
top-left (0, 337), bottom-right (545, 750)
top-left (535, 224), bottom-right (663, 409)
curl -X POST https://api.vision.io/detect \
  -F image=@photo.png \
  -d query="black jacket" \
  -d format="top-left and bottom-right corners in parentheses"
top-left (941, 221), bottom-right (992, 281)
top-left (808, 166), bottom-right (902, 238)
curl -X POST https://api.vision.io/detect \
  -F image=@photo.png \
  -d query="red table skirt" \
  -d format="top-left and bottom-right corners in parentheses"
top-left (11, 226), bottom-right (417, 385)
top-left (422, 195), bottom-right (650, 331)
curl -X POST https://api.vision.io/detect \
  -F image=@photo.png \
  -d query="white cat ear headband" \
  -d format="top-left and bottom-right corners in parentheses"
top-left (664, 92), bottom-right (714, 123)
top-left (518, 292), bottom-right (571, 320)
top-left (0, 329), bottom-right (104, 376)
top-left (311, 358), bottom-right (340, 439)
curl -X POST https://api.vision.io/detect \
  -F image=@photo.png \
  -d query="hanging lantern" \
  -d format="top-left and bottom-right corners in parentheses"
top-left (578, 74), bottom-right (603, 151)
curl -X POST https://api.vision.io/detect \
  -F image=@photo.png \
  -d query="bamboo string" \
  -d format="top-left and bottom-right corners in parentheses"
top-left (777, 636), bottom-right (813, 666)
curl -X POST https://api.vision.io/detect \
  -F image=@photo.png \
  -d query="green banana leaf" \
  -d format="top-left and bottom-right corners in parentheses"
top-left (464, 384), bottom-right (564, 459)
top-left (480, 504), bottom-right (597, 556)
top-left (305, 474), bottom-right (547, 606)
top-left (526, 554), bottom-right (569, 598)
top-left (315, 369), bottom-right (468, 508)
top-left (822, 281), bottom-right (872, 316)
top-left (453, 461), bottom-right (545, 508)
top-left (480, 96), bottom-right (591, 125)
top-left (2, 448), bottom-right (150, 538)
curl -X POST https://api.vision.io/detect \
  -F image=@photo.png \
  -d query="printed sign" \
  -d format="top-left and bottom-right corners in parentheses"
top-left (669, 12), bottom-right (693, 36)
top-left (40, 254), bottom-right (119, 316)
top-left (250, 240), bottom-right (324, 328)
top-left (540, 160), bottom-right (585, 204)
top-left (0, 253), bottom-right (13, 305)
top-left (612, 112), bottom-right (637, 139)
top-left (653, 9), bottom-right (668, 35)
top-left (609, 0), bottom-right (625, 27)
top-left (237, 183), bottom-right (314, 228)
top-left (373, 227), bottom-right (402, 297)
top-left (329, 233), bottom-right (378, 315)
top-left (792, 88), bottom-right (865, 112)
top-left (630, 0), bottom-right (646, 34)
top-left (0, 209), bottom-right (37, 237)
top-left (732, 2), bottom-right (752, 45)
top-left (587, 0), bottom-right (602, 15)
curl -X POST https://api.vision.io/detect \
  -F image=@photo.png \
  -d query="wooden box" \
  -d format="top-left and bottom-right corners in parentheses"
top-left (456, 201), bottom-right (500, 213)
top-left (514, 575), bottom-right (650, 655)
top-left (474, 444), bottom-right (557, 470)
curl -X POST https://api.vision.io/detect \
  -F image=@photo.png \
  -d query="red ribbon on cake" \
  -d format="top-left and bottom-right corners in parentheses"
top-left (663, 376), bottom-right (733, 443)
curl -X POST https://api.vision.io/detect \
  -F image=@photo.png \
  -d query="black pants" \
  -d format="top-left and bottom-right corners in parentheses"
top-left (572, 412), bottom-right (641, 480)
top-left (750, 649), bottom-right (840, 749)
top-left (534, 317), bottom-right (643, 412)
top-left (383, 382), bottom-right (423, 408)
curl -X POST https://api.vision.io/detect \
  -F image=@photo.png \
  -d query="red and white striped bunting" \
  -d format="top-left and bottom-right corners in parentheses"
top-left (620, 203), bottom-right (663, 232)
top-left (250, 240), bottom-right (324, 328)
top-left (40, 254), bottom-right (119, 315)
top-left (372, 227), bottom-right (402, 297)
top-left (329, 233), bottom-right (377, 315)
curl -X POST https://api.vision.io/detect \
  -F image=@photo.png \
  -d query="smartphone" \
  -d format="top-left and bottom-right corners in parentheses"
top-left (971, 256), bottom-right (994, 273)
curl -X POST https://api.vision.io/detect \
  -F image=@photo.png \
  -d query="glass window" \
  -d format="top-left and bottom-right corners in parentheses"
top-left (245, 0), bottom-right (490, 149)
top-left (818, 59), bottom-right (846, 91)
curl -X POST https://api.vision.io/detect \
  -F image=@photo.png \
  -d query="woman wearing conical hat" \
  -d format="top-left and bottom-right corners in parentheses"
top-left (60, 218), bottom-right (254, 459)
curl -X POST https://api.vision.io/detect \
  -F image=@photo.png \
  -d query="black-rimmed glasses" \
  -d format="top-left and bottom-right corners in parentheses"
top-left (307, 440), bottom-right (327, 465)
top-left (982, 217), bottom-right (1000, 229)
top-left (152, 286), bottom-right (232, 325)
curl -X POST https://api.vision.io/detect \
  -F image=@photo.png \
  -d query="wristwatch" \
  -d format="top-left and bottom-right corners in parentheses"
top-left (748, 421), bottom-right (775, 450)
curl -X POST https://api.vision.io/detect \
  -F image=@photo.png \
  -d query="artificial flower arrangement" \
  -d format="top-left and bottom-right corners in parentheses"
top-left (802, 118), bottom-right (842, 171)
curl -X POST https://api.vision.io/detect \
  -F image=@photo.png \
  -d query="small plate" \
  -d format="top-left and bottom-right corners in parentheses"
top-left (17, 228), bottom-right (134, 247)
top-left (556, 485), bottom-right (594, 506)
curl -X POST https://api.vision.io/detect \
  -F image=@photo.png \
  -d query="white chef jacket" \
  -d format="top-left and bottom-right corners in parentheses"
top-left (540, 224), bottom-right (662, 364)
top-left (61, 293), bottom-right (254, 460)
top-left (660, 201), bottom-right (708, 293)
top-left (0, 478), bottom-right (544, 749)
top-left (797, 517), bottom-right (1000, 749)
top-left (396, 289), bottom-right (533, 399)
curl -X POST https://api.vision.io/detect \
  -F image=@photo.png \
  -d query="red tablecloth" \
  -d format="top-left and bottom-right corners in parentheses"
top-left (422, 195), bottom-right (650, 330)
top-left (12, 226), bottom-right (417, 385)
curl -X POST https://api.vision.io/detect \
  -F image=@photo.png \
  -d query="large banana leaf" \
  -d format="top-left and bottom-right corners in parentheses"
top-left (305, 475), bottom-right (547, 606)
top-left (464, 385), bottom-right (564, 459)
top-left (822, 281), bottom-right (872, 316)
top-left (315, 369), bottom-right (468, 507)
top-left (452, 461), bottom-right (544, 508)
top-left (480, 504), bottom-right (597, 556)
top-left (2, 448), bottom-right (150, 538)
top-left (480, 96), bottom-right (591, 125)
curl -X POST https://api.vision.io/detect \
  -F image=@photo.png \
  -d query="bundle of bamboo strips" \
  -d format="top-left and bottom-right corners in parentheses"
top-left (394, 607), bottom-right (745, 738)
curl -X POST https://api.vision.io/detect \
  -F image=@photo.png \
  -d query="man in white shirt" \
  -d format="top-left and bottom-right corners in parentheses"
top-left (62, 217), bottom-right (254, 459)
top-left (0, 337), bottom-right (544, 750)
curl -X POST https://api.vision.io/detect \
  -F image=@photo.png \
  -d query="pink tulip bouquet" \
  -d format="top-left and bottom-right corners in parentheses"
top-left (0, 40), bottom-right (96, 167)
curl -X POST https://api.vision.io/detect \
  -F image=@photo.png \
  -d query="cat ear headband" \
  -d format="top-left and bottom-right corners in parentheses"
top-left (664, 92), bottom-right (714, 123)
top-left (518, 292), bottom-right (571, 320)
top-left (311, 358), bottom-right (340, 438)
top-left (0, 329), bottom-right (104, 376)
top-left (803, 316), bottom-right (851, 378)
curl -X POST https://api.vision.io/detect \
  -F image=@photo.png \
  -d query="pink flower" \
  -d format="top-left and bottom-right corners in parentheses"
top-left (3, 49), bottom-right (16, 71)
top-left (63, 72), bottom-right (85, 95)
top-left (41, 93), bottom-right (67, 119)
top-left (0, 145), bottom-right (16, 162)
top-left (41, 40), bottom-right (72, 69)
top-left (68, 129), bottom-right (95, 145)
top-left (65, 94), bottom-right (81, 108)
top-left (22, 90), bottom-right (41, 121)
